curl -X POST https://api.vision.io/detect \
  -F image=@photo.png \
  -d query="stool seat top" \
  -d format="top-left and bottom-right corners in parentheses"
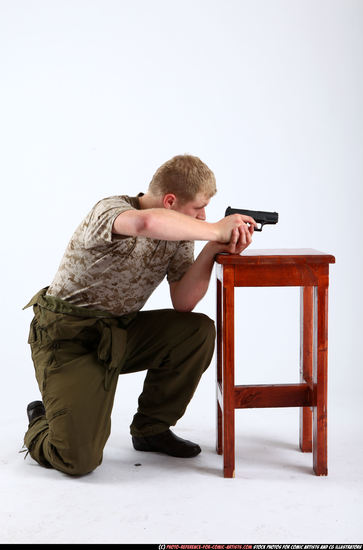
top-left (215, 248), bottom-right (336, 265)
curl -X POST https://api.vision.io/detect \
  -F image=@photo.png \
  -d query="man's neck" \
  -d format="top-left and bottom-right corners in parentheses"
top-left (138, 192), bottom-right (163, 210)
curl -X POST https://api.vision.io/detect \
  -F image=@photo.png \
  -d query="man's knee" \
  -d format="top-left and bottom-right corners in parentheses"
top-left (181, 312), bottom-right (216, 371)
top-left (187, 312), bottom-right (216, 341)
top-left (69, 456), bottom-right (101, 477)
top-left (54, 447), bottom-right (102, 477)
top-left (25, 426), bottom-right (102, 476)
top-left (46, 413), bottom-right (104, 476)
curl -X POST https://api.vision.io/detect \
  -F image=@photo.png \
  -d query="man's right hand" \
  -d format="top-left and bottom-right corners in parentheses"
top-left (213, 214), bottom-right (257, 244)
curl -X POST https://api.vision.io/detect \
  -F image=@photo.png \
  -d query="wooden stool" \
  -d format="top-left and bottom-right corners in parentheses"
top-left (215, 248), bottom-right (335, 478)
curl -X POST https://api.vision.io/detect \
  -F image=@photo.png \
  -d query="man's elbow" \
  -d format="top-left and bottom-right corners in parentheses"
top-left (173, 303), bottom-right (195, 313)
top-left (171, 292), bottom-right (196, 313)
top-left (136, 210), bottom-right (157, 236)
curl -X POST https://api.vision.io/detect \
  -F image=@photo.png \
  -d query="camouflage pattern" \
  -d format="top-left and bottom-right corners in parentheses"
top-left (47, 194), bottom-right (194, 316)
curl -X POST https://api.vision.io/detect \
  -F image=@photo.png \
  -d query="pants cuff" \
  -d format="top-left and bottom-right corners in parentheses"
top-left (130, 413), bottom-right (170, 437)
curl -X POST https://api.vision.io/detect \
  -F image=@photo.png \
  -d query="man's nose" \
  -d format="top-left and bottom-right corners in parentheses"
top-left (197, 209), bottom-right (206, 221)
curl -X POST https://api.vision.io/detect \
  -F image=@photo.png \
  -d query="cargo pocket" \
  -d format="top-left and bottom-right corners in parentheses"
top-left (28, 317), bottom-right (54, 392)
top-left (29, 341), bottom-right (54, 393)
top-left (51, 339), bottom-right (92, 369)
top-left (48, 407), bottom-right (68, 423)
top-left (27, 317), bottom-right (37, 345)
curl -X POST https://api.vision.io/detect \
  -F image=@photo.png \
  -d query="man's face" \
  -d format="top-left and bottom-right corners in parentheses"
top-left (172, 193), bottom-right (210, 220)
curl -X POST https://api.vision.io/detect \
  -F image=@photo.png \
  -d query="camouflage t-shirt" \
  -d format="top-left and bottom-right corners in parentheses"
top-left (46, 194), bottom-right (194, 316)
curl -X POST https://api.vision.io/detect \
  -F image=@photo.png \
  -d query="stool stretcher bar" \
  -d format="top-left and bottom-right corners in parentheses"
top-left (217, 382), bottom-right (314, 409)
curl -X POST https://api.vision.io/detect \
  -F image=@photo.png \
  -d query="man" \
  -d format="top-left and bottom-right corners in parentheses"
top-left (23, 154), bottom-right (256, 476)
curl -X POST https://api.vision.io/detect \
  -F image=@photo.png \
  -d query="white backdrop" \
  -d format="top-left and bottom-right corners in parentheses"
top-left (1, 0), bottom-right (362, 445)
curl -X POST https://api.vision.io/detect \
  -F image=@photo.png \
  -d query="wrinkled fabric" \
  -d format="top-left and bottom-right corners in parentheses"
top-left (46, 194), bottom-right (195, 315)
top-left (23, 288), bottom-right (216, 476)
top-left (24, 287), bottom-right (135, 390)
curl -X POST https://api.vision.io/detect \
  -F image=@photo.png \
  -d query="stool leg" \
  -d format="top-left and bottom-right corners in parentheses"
top-left (217, 403), bottom-right (223, 455)
top-left (216, 279), bottom-right (222, 455)
top-left (313, 285), bottom-right (328, 475)
top-left (222, 282), bottom-right (235, 478)
top-left (299, 287), bottom-right (313, 452)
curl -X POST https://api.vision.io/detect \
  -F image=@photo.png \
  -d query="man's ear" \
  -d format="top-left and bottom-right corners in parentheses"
top-left (163, 193), bottom-right (177, 209)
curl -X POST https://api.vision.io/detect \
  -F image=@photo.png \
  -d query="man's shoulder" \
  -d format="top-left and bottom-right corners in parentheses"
top-left (92, 194), bottom-right (140, 210)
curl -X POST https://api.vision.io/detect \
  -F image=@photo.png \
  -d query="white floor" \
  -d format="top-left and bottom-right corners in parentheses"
top-left (1, 373), bottom-right (362, 545)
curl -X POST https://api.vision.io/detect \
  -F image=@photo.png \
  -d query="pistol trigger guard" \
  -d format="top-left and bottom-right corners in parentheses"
top-left (254, 223), bottom-right (263, 232)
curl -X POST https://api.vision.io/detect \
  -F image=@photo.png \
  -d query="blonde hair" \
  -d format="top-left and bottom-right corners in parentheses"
top-left (148, 154), bottom-right (217, 203)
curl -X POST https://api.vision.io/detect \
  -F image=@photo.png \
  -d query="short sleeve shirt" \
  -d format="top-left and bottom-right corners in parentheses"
top-left (46, 194), bottom-right (195, 316)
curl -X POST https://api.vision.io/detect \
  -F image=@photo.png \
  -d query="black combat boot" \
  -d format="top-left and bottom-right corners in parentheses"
top-left (132, 429), bottom-right (201, 458)
top-left (27, 401), bottom-right (46, 424)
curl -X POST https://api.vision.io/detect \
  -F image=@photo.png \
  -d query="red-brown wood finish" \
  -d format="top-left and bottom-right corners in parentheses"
top-left (234, 383), bottom-right (313, 409)
top-left (222, 265), bottom-right (235, 478)
top-left (215, 249), bottom-right (335, 477)
top-left (313, 285), bottom-right (329, 475)
top-left (300, 286), bottom-right (313, 452)
top-left (216, 278), bottom-right (223, 455)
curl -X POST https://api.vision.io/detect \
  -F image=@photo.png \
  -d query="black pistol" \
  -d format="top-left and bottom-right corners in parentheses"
top-left (225, 207), bottom-right (279, 232)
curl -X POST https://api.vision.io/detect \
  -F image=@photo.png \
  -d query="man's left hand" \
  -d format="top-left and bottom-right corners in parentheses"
top-left (208, 222), bottom-right (254, 255)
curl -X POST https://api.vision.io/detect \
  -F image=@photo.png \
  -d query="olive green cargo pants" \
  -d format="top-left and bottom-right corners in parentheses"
top-left (23, 288), bottom-right (215, 476)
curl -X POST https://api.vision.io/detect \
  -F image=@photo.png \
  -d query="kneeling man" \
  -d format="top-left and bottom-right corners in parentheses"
top-left (24, 154), bottom-right (255, 476)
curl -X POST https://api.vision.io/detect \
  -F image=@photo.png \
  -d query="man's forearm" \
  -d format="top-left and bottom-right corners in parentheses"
top-left (170, 223), bottom-right (255, 312)
top-left (170, 242), bottom-right (222, 312)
